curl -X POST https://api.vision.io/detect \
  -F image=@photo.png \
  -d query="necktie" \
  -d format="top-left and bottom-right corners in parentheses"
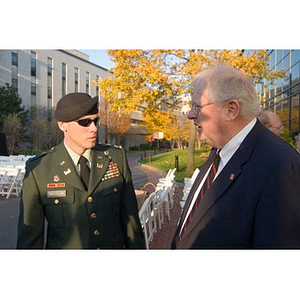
top-left (79, 156), bottom-right (90, 189)
top-left (180, 150), bottom-right (221, 239)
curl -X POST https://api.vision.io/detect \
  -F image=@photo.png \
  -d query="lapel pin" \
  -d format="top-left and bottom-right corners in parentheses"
top-left (64, 168), bottom-right (71, 175)
top-left (229, 173), bottom-right (235, 180)
top-left (97, 163), bottom-right (104, 168)
top-left (98, 155), bottom-right (103, 159)
top-left (60, 160), bottom-right (65, 166)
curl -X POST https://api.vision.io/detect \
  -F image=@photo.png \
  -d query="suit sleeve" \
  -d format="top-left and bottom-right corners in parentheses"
top-left (17, 162), bottom-right (45, 249)
top-left (253, 160), bottom-right (300, 248)
top-left (118, 149), bottom-right (146, 249)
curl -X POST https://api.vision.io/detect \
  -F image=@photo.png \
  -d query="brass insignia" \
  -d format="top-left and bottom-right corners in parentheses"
top-left (64, 168), bottom-right (71, 175)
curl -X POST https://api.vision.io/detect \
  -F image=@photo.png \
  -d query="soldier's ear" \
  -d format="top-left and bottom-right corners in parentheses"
top-left (57, 121), bottom-right (67, 132)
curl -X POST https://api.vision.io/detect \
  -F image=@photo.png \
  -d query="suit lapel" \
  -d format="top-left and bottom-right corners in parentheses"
top-left (180, 120), bottom-right (265, 242)
top-left (50, 143), bottom-right (86, 191)
top-left (177, 149), bottom-right (216, 231)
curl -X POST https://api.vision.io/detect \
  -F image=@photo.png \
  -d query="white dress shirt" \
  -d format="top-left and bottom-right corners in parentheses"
top-left (64, 142), bottom-right (92, 175)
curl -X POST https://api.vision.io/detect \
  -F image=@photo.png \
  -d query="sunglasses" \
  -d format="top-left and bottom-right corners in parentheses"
top-left (74, 117), bottom-right (99, 127)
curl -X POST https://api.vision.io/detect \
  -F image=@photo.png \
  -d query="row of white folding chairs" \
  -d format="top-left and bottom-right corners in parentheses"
top-left (156, 168), bottom-right (176, 210)
top-left (0, 155), bottom-right (33, 169)
top-left (138, 191), bottom-right (164, 249)
top-left (180, 168), bottom-right (200, 209)
top-left (138, 169), bottom-right (176, 248)
top-left (0, 166), bottom-right (25, 199)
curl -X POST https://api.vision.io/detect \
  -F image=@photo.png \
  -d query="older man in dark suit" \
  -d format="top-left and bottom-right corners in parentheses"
top-left (172, 65), bottom-right (300, 249)
top-left (17, 93), bottom-right (145, 249)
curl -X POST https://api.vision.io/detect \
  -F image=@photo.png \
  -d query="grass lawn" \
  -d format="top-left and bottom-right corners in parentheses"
top-left (138, 147), bottom-right (211, 183)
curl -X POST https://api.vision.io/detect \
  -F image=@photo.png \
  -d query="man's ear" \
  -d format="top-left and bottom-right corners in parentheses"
top-left (57, 121), bottom-right (67, 132)
top-left (225, 100), bottom-right (240, 121)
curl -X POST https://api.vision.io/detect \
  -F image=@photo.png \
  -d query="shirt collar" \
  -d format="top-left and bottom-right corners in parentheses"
top-left (63, 141), bottom-right (92, 165)
top-left (219, 118), bottom-right (257, 167)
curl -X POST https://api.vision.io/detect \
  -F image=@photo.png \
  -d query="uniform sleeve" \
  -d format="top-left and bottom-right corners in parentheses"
top-left (17, 162), bottom-right (45, 249)
top-left (118, 149), bottom-right (146, 249)
top-left (253, 160), bottom-right (300, 248)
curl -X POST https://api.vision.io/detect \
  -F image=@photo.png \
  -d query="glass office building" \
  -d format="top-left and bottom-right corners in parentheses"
top-left (257, 49), bottom-right (300, 134)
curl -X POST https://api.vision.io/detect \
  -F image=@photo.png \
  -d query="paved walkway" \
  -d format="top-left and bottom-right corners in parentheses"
top-left (128, 152), bottom-right (183, 249)
top-left (0, 151), bottom-right (183, 249)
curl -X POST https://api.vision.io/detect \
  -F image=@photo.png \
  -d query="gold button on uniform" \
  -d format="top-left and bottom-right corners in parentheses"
top-left (87, 196), bottom-right (93, 203)
top-left (94, 229), bottom-right (100, 236)
top-left (54, 199), bottom-right (59, 204)
top-left (113, 188), bottom-right (118, 192)
top-left (91, 213), bottom-right (97, 219)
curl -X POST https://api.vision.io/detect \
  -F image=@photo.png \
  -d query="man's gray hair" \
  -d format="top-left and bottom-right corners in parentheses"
top-left (191, 65), bottom-right (261, 119)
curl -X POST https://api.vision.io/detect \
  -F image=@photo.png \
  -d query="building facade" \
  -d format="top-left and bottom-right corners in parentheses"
top-left (257, 49), bottom-right (300, 134)
top-left (0, 49), bottom-right (110, 118)
top-left (0, 49), bottom-right (148, 149)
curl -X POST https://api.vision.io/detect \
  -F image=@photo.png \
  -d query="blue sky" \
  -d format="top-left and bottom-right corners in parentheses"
top-left (80, 50), bottom-right (114, 70)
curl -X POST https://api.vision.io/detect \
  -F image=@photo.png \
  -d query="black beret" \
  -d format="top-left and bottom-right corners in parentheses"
top-left (55, 93), bottom-right (98, 122)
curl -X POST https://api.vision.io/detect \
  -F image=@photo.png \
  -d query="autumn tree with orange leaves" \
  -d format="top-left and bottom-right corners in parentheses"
top-left (94, 50), bottom-right (285, 173)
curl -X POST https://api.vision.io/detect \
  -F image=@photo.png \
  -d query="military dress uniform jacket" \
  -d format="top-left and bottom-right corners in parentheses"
top-left (17, 142), bottom-right (146, 249)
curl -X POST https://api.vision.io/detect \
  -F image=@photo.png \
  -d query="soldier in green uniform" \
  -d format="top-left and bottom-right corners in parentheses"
top-left (17, 93), bottom-right (146, 249)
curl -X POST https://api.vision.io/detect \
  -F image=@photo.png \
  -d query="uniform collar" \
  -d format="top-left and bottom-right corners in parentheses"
top-left (63, 141), bottom-right (92, 166)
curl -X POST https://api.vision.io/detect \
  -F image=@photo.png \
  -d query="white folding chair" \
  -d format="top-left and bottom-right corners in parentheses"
top-left (138, 192), bottom-right (160, 249)
top-left (0, 167), bottom-right (21, 199)
top-left (156, 168), bottom-right (176, 210)
top-left (157, 187), bottom-right (171, 221)
top-left (0, 168), bottom-right (8, 193)
top-left (181, 168), bottom-right (200, 208)
top-left (150, 190), bottom-right (164, 229)
top-left (139, 197), bottom-right (153, 249)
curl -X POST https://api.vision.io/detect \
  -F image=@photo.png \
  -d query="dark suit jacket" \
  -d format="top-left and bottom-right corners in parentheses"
top-left (17, 142), bottom-right (146, 249)
top-left (172, 120), bottom-right (300, 249)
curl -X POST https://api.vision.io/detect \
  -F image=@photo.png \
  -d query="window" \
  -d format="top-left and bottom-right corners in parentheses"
top-left (62, 63), bottom-right (67, 96)
top-left (11, 50), bottom-right (18, 66)
top-left (47, 58), bottom-right (53, 120)
top-left (31, 51), bottom-right (37, 119)
top-left (31, 51), bottom-right (36, 77)
top-left (11, 50), bottom-right (18, 91)
top-left (96, 75), bottom-right (99, 95)
top-left (86, 71), bottom-right (90, 93)
top-left (75, 67), bottom-right (79, 92)
top-left (292, 50), bottom-right (300, 67)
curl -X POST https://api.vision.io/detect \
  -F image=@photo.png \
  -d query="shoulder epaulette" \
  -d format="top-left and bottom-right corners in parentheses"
top-left (28, 147), bottom-right (56, 162)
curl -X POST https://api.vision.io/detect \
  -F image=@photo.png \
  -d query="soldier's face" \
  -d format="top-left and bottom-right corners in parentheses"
top-left (58, 114), bottom-right (98, 155)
